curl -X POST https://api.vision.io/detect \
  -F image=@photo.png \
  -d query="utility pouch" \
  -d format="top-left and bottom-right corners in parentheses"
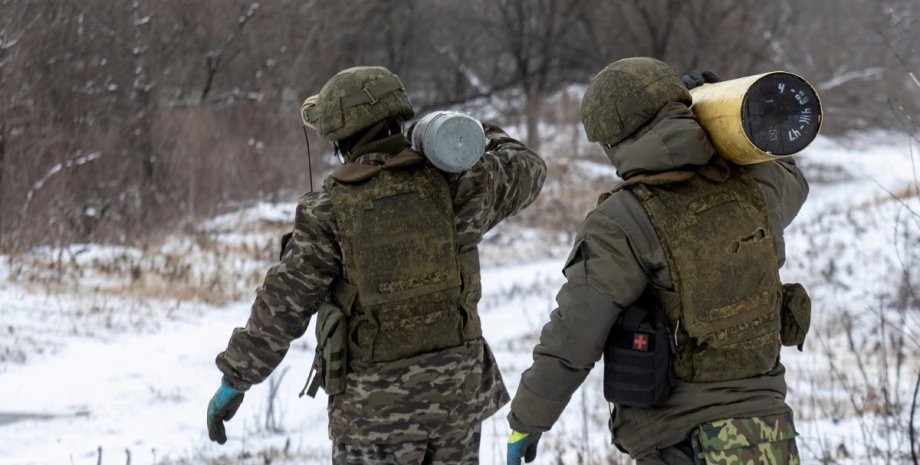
top-left (780, 283), bottom-right (811, 351)
top-left (603, 304), bottom-right (674, 407)
top-left (691, 412), bottom-right (800, 465)
top-left (301, 302), bottom-right (348, 398)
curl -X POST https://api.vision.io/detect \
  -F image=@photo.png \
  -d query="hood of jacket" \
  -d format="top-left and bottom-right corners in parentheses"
top-left (604, 102), bottom-right (716, 179)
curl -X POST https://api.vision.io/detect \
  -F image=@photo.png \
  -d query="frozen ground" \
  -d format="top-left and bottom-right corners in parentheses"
top-left (1, 132), bottom-right (918, 464)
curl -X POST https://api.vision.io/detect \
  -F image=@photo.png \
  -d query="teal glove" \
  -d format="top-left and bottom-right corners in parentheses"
top-left (206, 379), bottom-right (245, 444)
top-left (507, 430), bottom-right (541, 464)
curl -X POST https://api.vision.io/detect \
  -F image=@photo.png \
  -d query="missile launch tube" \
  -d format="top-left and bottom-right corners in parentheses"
top-left (690, 72), bottom-right (823, 164)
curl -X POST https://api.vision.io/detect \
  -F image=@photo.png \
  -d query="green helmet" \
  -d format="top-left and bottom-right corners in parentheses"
top-left (303, 66), bottom-right (415, 142)
top-left (581, 57), bottom-right (690, 146)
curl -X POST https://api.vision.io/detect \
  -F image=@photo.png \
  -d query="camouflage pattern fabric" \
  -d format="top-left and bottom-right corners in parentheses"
top-left (326, 159), bottom-right (469, 364)
top-left (329, 339), bottom-right (506, 443)
top-left (581, 57), bottom-right (690, 148)
top-left (305, 66), bottom-right (415, 142)
top-left (216, 126), bottom-right (546, 443)
top-left (216, 192), bottom-right (341, 392)
top-left (333, 424), bottom-right (481, 465)
top-left (630, 166), bottom-right (783, 383)
top-left (692, 412), bottom-right (799, 465)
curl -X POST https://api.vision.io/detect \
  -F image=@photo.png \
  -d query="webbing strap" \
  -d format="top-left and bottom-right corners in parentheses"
top-left (300, 362), bottom-right (320, 398)
top-left (352, 120), bottom-right (389, 151)
top-left (304, 105), bottom-right (321, 127)
top-left (341, 80), bottom-right (404, 109)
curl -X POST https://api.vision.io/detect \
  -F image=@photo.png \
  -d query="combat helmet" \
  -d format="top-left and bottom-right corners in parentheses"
top-left (301, 66), bottom-right (414, 142)
top-left (581, 57), bottom-right (690, 147)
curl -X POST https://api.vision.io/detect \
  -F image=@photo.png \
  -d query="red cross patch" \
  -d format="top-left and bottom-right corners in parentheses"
top-left (632, 333), bottom-right (649, 351)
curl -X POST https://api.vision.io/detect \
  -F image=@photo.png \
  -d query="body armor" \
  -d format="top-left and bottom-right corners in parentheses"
top-left (629, 167), bottom-right (783, 382)
top-left (325, 154), bottom-right (481, 364)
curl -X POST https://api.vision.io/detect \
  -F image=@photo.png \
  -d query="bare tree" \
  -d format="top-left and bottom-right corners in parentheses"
top-left (0, 0), bottom-right (915, 251)
top-left (679, 0), bottom-right (764, 71)
top-left (484, 0), bottom-right (590, 150)
top-left (200, 3), bottom-right (260, 102)
top-left (619, 0), bottom-right (687, 59)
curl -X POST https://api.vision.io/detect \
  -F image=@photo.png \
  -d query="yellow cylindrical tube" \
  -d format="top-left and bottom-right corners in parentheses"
top-left (690, 72), bottom-right (823, 164)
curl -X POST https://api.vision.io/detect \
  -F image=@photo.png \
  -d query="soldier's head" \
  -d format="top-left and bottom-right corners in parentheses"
top-left (301, 66), bottom-right (414, 158)
top-left (581, 57), bottom-right (690, 162)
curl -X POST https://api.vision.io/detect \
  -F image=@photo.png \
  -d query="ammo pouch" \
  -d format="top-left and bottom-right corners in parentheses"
top-left (301, 302), bottom-right (348, 398)
top-left (780, 283), bottom-right (811, 350)
top-left (603, 305), bottom-right (675, 407)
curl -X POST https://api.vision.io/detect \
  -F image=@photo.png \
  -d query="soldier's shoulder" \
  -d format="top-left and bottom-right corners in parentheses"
top-left (297, 190), bottom-right (333, 216)
top-left (592, 186), bottom-right (643, 221)
top-left (293, 190), bottom-right (338, 237)
top-left (298, 189), bottom-right (330, 205)
top-left (581, 186), bottom-right (658, 249)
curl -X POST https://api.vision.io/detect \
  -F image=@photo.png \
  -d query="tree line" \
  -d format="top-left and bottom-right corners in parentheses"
top-left (0, 0), bottom-right (917, 251)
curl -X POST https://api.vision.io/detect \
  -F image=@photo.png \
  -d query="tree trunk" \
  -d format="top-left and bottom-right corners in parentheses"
top-left (131, 0), bottom-right (157, 230)
top-left (0, 126), bottom-right (5, 248)
top-left (525, 91), bottom-right (542, 151)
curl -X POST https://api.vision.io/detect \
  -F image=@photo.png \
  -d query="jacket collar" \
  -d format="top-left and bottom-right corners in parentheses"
top-left (604, 102), bottom-right (716, 180)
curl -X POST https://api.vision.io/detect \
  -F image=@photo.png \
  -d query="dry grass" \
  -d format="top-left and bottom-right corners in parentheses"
top-left (5, 217), bottom-right (288, 306)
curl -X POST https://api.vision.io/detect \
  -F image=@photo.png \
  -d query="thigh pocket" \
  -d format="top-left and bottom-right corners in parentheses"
top-left (692, 412), bottom-right (800, 465)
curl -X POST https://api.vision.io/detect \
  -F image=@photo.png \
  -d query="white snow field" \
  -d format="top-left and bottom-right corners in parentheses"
top-left (1, 132), bottom-right (918, 464)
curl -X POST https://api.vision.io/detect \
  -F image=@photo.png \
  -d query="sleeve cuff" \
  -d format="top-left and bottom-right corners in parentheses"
top-left (221, 375), bottom-right (251, 392)
top-left (507, 380), bottom-right (570, 434)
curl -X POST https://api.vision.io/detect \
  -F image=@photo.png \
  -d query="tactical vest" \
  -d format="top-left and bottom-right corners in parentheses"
top-left (324, 151), bottom-right (482, 364)
top-left (627, 166), bottom-right (783, 383)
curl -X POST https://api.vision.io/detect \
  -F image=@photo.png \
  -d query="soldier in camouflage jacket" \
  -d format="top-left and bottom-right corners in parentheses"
top-left (207, 66), bottom-right (546, 465)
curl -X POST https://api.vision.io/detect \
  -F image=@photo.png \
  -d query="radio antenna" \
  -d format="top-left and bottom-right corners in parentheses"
top-left (302, 125), bottom-right (315, 192)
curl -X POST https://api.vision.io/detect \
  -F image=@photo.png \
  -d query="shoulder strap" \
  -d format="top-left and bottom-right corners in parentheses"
top-left (330, 148), bottom-right (426, 184)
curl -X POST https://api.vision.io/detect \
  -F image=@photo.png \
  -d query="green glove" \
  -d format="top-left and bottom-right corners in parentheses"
top-left (507, 430), bottom-right (542, 464)
top-left (206, 379), bottom-right (245, 444)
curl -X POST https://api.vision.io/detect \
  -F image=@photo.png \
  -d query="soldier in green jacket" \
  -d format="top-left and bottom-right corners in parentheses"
top-left (206, 66), bottom-right (546, 464)
top-left (506, 58), bottom-right (809, 465)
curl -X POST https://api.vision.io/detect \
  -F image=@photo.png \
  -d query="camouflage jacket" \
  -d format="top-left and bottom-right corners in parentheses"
top-left (217, 124), bottom-right (546, 443)
top-left (507, 104), bottom-right (809, 458)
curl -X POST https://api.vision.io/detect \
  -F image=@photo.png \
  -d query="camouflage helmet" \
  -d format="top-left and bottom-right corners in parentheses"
top-left (581, 57), bottom-right (690, 146)
top-left (302, 66), bottom-right (414, 142)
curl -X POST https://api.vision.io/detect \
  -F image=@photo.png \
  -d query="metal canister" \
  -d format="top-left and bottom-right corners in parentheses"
top-left (690, 72), bottom-right (823, 164)
top-left (410, 111), bottom-right (486, 173)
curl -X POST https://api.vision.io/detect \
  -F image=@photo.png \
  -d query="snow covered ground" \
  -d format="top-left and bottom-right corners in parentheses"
top-left (1, 132), bottom-right (918, 464)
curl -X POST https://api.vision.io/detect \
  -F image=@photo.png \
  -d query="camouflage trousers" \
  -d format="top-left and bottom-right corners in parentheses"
top-left (636, 412), bottom-right (799, 465)
top-left (332, 424), bottom-right (481, 465)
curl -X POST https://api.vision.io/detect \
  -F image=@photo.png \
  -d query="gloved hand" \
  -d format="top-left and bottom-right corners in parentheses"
top-left (507, 430), bottom-right (542, 464)
top-left (681, 69), bottom-right (722, 90)
top-left (206, 379), bottom-right (245, 444)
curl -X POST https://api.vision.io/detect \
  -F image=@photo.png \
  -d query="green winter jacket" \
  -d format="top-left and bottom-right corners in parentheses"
top-left (507, 103), bottom-right (809, 458)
